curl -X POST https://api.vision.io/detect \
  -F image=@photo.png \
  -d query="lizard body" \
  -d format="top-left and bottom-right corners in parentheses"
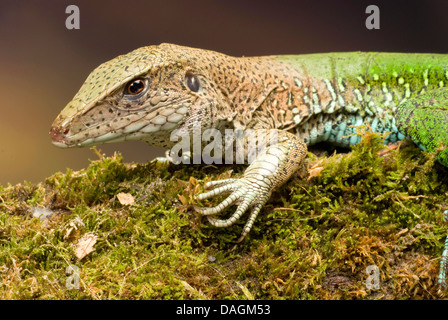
top-left (50, 44), bottom-right (448, 286)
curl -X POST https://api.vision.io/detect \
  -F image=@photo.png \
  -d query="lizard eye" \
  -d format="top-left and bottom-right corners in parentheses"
top-left (185, 71), bottom-right (201, 92)
top-left (125, 78), bottom-right (146, 95)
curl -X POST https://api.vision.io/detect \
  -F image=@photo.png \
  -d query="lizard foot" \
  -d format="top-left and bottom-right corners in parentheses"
top-left (196, 177), bottom-right (271, 242)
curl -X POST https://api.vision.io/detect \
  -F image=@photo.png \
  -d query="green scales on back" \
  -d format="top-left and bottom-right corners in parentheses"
top-left (276, 52), bottom-right (448, 163)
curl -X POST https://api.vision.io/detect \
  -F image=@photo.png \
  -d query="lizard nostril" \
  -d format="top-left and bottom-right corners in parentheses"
top-left (50, 126), bottom-right (69, 142)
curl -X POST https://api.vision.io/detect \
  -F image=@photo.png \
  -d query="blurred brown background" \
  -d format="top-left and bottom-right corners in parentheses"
top-left (1, 0), bottom-right (448, 185)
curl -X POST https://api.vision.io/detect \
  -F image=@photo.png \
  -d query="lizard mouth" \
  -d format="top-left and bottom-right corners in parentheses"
top-left (50, 125), bottom-right (71, 148)
top-left (50, 124), bottom-right (131, 148)
top-left (50, 114), bottom-right (177, 148)
top-left (50, 97), bottom-right (192, 148)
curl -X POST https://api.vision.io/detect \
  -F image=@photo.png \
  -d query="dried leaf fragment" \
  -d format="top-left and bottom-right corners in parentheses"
top-left (117, 192), bottom-right (135, 206)
top-left (177, 194), bottom-right (188, 205)
top-left (307, 159), bottom-right (325, 180)
top-left (74, 233), bottom-right (97, 260)
top-left (64, 216), bottom-right (85, 240)
top-left (189, 176), bottom-right (198, 186)
top-left (308, 166), bottom-right (324, 180)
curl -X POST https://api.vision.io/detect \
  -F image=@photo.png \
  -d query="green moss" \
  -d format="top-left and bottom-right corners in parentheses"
top-left (1, 134), bottom-right (448, 299)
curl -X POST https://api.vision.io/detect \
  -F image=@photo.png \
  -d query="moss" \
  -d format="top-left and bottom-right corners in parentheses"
top-left (1, 132), bottom-right (448, 299)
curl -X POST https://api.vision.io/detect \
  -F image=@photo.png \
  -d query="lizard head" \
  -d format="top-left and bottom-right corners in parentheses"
top-left (50, 43), bottom-right (227, 149)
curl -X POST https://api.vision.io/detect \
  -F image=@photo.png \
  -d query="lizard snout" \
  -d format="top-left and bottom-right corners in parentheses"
top-left (50, 125), bottom-right (70, 147)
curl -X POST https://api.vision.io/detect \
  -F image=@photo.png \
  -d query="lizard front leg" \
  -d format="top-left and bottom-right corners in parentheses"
top-left (196, 129), bottom-right (307, 242)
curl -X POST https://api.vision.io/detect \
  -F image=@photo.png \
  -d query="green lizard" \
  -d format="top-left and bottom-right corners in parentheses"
top-left (50, 43), bottom-right (448, 287)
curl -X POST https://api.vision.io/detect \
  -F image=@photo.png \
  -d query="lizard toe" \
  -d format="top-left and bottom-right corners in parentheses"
top-left (196, 192), bottom-right (241, 215)
top-left (197, 176), bottom-right (270, 241)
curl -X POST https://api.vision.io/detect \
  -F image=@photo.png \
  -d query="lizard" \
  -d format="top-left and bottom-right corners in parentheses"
top-left (50, 43), bottom-right (448, 287)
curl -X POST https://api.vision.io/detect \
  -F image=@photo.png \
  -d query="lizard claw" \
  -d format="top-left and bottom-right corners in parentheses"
top-left (196, 177), bottom-right (271, 242)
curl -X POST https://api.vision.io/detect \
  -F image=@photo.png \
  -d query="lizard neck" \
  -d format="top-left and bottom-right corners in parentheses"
top-left (206, 55), bottom-right (304, 130)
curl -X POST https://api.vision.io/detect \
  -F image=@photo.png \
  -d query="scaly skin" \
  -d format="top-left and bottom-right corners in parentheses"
top-left (50, 44), bottom-right (448, 286)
